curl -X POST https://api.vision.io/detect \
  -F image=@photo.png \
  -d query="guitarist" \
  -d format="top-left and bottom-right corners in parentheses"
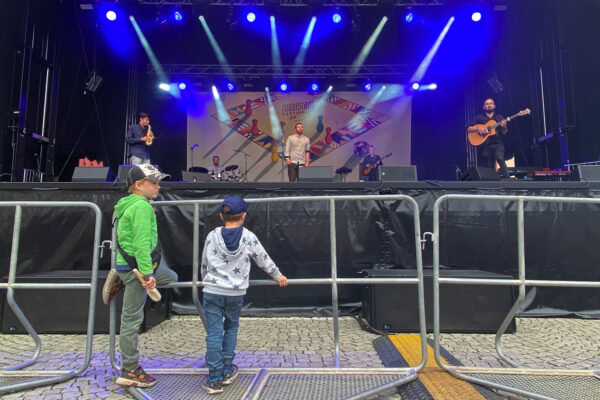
top-left (362, 145), bottom-right (383, 181)
top-left (126, 113), bottom-right (153, 165)
top-left (467, 98), bottom-right (508, 178)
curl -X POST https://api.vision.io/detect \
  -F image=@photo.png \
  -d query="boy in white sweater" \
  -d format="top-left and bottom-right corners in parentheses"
top-left (201, 195), bottom-right (288, 394)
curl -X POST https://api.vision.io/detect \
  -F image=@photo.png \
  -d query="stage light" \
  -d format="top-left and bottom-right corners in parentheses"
top-left (363, 83), bottom-right (372, 92)
top-left (280, 82), bottom-right (288, 92)
top-left (430, 83), bottom-right (438, 90)
top-left (178, 82), bottom-right (186, 90)
top-left (246, 12), bottom-right (256, 23)
top-left (158, 83), bottom-right (170, 91)
top-left (404, 12), bottom-right (414, 23)
top-left (173, 10), bottom-right (183, 22)
top-left (310, 83), bottom-right (319, 92)
top-left (212, 85), bottom-right (220, 99)
top-left (106, 10), bottom-right (117, 21)
top-left (226, 82), bottom-right (236, 91)
top-left (411, 82), bottom-right (420, 90)
top-left (472, 12), bottom-right (482, 22)
top-left (332, 13), bottom-right (341, 24)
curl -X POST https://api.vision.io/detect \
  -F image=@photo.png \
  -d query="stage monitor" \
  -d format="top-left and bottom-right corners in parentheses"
top-left (378, 166), bottom-right (417, 182)
top-left (182, 171), bottom-right (211, 182)
top-left (461, 166), bottom-right (500, 181)
top-left (577, 165), bottom-right (600, 182)
top-left (298, 166), bottom-right (333, 182)
top-left (71, 167), bottom-right (115, 182)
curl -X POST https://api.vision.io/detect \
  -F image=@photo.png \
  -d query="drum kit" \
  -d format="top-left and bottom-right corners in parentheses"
top-left (192, 165), bottom-right (244, 182)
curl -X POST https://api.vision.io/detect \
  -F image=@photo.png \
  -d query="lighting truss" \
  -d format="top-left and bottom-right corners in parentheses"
top-left (137, 0), bottom-right (449, 6)
top-left (147, 64), bottom-right (414, 78)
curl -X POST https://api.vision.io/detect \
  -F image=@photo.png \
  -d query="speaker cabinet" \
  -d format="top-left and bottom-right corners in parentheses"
top-left (71, 167), bottom-right (115, 182)
top-left (378, 166), bottom-right (417, 182)
top-left (299, 166), bottom-right (333, 182)
top-left (461, 166), bottom-right (500, 181)
top-left (362, 269), bottom-right (516, 333)
top-left (577, 165), bottom-right (600, 182)
top-left (0, 270), bottom-right (171, 334)
top-left (182, 171), bottom-right (210, 182)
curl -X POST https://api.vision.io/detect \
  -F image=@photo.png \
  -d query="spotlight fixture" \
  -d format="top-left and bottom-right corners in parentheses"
top-left (226, 82), bottom-right (236, 92)
top-left (411, 82), bottom-right (420, 91)
top-left (363, 83), bottom-right (372, 92)
top-left (106, 10), bottom-right (117, 21)
top-left (280, 82), bottom-right (289, 92)
top-left (173, 10), bottom-right (183, 22)
top-left (472, 12), bottom-right (482, 22)
top-left (246, 12), bottom-right (256, 23)
top-left (178, 82), bottom-right (187, 90)
top-left (158, 83), bottom-right (170, 91)
top-left (404, 12), bottom-right (414, 23)
top-left (310, 83), bottom-right (319, 92)
top-left (332, 13), bottom-right (341, 24)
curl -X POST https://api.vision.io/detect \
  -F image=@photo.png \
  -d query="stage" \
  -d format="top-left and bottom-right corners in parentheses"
top-left (1, 180), bottom-right (599, 318)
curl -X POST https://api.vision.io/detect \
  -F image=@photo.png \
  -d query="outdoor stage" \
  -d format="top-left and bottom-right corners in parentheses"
top-left (1, 180), bottom-right (599, 318)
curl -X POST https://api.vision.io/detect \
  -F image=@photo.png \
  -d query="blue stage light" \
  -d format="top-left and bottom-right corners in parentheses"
top-left (411, 82), bottom-right (420, 90)
top-left (247, 12), bottom-right (256, 23)
top-left (364, 83), bottom-right (372, 92)
top-left (178, 82), bottom-right (186, 90)
top-left (332, 13), bottom-right (342, 24)
top-left (430, 83), bottom-right (438, 90)
top-left (226, 82), bottom-right (236, 91)
top-left (106, 10), bottom-right (117, 21)
top-left (173, 10), bottom-right (183, 22)
top-left (310, 83), bottom-right (319, 92)
top-left (280, 83), bottom-right (288, 92)
top-left (472, 12), bottom-right (482, 22)
top-left (404, 12), bottom-right (414, 23)
top-left (158, 83), bottom-right (170, 91)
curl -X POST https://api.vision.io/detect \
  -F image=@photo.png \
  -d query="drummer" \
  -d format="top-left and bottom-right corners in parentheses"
top-left (208, 155), bottom-right (223, 180)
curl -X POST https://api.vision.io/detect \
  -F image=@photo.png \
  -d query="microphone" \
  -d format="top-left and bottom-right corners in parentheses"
top-left (190, 144), bottom-right (198, 150)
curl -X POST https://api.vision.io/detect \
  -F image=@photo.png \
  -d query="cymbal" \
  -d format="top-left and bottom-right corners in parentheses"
top-left (225, 165), bottom-right (239, 172)
top-left (189, 166), bottom-right (208, 173)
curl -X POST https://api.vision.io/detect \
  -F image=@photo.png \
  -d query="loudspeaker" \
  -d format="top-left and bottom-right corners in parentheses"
top-left (577, 165), bottom-right (600, 182)
top-left (378, 166), bottom-right (417, 181)
top-left (461, 166), bottom-right (500, 181)
top-left (299, 166), bottom-right (333, 182)
top-left (362, 269), bottom-right (516, 333)
top-left (71, 167), bottom-right (115, 182)
top-left (117, 164), bottom-right (136, 183)
top-left (182, 171), bottom-right (210, 182)
top-left (0, 270), bottom-right (171, 334)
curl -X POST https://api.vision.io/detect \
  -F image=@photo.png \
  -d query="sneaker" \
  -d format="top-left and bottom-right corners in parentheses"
top-left (222, 364), bottom-right (239, 385)
top-left (115, 365), bottom-right (157, 388)
top-left (102, 269), bottom-right (124, 305)
top-left (202, 377), bottom-right (223, 394)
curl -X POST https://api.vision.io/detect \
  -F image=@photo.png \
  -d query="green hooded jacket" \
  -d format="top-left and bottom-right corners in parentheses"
top-left (114, 193), bottom-right (157, 276)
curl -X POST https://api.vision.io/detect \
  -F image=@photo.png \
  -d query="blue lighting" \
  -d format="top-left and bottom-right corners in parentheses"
top-left (404, 12), bottom-right (414, 23)
top-left (411, 82), bottom-right (420, 90)
top-left (310, 83), bottom-right (319, 92)
top-left (472, 12), bottom-right (482, 22)
top-left (106, 10), bottom-right (117, 21)
top-left (178, 82), bottom-right (186, 90)
top-left (332, 13), bottom-right (342, 24)
top-left (226, 82), bottom-right (236, 91)
top-left (364, 83), bottom-right (372, 92)
top-left (247, 12), bottom-right (256, 23)
top-left (158, 83), bottom-right (170, 91)
top-left (173, 10), bottom-right (183, 22)
top-left (280, 83), bottom-right (288, 92)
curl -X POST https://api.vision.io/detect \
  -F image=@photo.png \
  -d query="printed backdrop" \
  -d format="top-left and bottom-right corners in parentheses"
top-left (187, 89), bottom-right (411, 182)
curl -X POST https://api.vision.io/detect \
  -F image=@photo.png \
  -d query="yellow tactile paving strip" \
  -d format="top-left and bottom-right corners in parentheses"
top-left (389, 334), bottom-right (486, 400)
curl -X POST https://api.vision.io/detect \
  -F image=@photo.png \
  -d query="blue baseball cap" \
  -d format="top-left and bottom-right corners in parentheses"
top-left (221, 195), bottom-right (248, 215)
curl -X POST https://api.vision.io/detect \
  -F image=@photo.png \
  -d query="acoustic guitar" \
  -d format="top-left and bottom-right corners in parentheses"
top-left (362, 153), bottom-right (392, 176)
top-left (468, 109), bottom-right (531, 147)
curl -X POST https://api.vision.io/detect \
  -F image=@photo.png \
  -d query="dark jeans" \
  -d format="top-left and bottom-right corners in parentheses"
top-left (482, 144), bottom-right (508, 178)
top-left (287, 163), bottom-right (300, 182)
top-left (203, 292), bottom-right (244, 382)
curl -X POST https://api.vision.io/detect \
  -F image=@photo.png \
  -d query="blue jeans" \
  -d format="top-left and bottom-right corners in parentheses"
top-left (130, 155), bottom-right (150, 165)
top-left (203, 292), bottom-right (244, 382)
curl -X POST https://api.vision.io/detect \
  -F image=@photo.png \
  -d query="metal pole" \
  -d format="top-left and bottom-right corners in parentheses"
top-left (329, 199), bottom-right (340, 367)
top-left (192, 203), bottom-right (208, 328)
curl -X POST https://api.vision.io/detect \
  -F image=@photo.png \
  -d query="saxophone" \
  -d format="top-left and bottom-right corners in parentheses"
top-left (146, 125), bottom-right (154, 146)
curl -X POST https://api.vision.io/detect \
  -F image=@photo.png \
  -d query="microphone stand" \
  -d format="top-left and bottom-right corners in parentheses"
top-left (234, 149), bottom-right (250, 182)
top-left (190, 144), bottom-right (198, 170)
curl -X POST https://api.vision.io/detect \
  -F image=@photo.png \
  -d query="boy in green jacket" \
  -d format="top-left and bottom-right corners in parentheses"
top-left (103, 164), bottom-right (177, 387)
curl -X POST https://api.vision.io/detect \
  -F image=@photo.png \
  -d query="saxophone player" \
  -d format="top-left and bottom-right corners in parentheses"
top-left (126, 113), bottom-right (153, 165)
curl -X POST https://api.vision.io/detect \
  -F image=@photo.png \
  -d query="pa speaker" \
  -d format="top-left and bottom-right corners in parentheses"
top-left (378, 166), bottom-right (417, 182)
top-left (461, 166), bottom-right (500, 181)
top-left (71, 167), bottom-right (115, 182)
top-left (362, 269), bottom-right (516, 333)
top-left (299, 166), bottom-right (333, 182)
top-left (182, 171), bottom-right (210, 182)
top-left (577, 165), bottom-right (600, 182)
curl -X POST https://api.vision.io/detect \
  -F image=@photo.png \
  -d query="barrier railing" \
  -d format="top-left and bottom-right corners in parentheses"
top-left (431, 194), bottom-right (600, 400)
top-left (108, 194), bottom-right (428, 400)
top-left (0, 201), bottom-right (103, 396)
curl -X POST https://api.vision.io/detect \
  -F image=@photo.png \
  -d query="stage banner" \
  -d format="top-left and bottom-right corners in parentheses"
top-left (187, 89), bottom-right (411, 182)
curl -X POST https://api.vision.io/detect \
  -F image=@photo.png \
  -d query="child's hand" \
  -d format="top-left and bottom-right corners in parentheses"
top-left (277, 275), bottom-right (288, 287)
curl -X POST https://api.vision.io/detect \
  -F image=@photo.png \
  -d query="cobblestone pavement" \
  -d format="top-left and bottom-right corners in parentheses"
top-left (0, 316), bottom-right (598, 399)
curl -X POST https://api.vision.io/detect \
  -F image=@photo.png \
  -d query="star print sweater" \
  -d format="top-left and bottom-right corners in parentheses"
top-left (201, 227), bottom-right (282, 296)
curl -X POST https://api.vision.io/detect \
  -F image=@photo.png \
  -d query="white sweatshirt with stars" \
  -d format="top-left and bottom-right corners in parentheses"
top-left (201, 227), bottom-right (282, 296)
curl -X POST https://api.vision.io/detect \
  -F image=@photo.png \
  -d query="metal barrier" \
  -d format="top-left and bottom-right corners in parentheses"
top-left (430, 194), bottom-right (600, 400)
top-left (108, 194), bottom-right (428, 400)
top-left (0, 201), bottom-right (103, 396)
